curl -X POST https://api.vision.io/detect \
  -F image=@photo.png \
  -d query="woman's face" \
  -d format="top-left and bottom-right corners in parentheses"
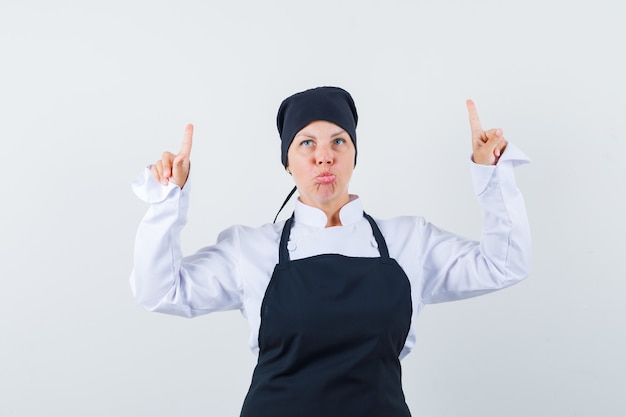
top-left (286, 120), bottom-right (355, 212)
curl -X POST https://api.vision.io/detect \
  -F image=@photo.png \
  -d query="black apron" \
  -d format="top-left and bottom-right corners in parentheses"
top-left (240, 213), bottom-right (412, 417)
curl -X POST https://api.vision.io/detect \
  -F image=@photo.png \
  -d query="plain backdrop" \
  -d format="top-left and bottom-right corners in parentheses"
top-left (1, 0), bottom-right (624, 416)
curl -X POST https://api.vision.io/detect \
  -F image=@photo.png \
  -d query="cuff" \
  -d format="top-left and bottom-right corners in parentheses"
top-left (131, 166), bottom-right (191, 203)
top-left (470, 142), bottom-right (530, 195)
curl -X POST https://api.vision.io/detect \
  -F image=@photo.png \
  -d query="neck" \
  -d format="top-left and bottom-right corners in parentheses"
top-left (324, 210), bottom-right (343, 227)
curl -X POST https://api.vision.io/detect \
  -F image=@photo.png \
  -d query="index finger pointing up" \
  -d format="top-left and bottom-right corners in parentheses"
top-left (466, 99), bottom-right (484, 140)
top-left (178, 124), bottom-right (193, 157)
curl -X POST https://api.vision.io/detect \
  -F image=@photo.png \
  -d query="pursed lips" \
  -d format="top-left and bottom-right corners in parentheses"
top-left (316, 171), bottom-right (336, 184)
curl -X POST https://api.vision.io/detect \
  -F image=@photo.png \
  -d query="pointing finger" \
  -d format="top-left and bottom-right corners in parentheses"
top-left (178, 124), bottom-right (194, 157)
top-left (466, 99), bottom-right (484, 142)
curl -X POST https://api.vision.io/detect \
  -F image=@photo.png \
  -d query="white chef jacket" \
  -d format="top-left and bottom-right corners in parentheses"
top-left (130, 143), bottom-right (531, 360)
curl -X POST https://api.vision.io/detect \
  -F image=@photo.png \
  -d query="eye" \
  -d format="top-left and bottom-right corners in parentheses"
top-left (333, 138), bottom-right (346, 145)
top-left (300, 139), bottom-right (313, 147)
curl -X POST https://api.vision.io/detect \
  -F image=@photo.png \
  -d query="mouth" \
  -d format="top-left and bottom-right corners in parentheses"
top-left (316, 172), bottom-right (336, 184)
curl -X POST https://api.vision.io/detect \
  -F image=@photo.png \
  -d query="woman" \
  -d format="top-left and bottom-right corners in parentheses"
top-left (131, 86), bottom-right (531, 416)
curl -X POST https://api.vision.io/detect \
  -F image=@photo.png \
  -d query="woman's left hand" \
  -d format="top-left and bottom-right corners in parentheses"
top-left (466, 100), bottom-right (507, 165)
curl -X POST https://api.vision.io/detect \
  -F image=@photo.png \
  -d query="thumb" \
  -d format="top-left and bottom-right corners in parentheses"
top-left (171, 154), bottom-right (190, 188)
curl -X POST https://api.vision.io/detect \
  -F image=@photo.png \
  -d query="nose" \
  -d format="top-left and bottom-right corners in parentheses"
top-left (316, 146), bottom-right (333, 165)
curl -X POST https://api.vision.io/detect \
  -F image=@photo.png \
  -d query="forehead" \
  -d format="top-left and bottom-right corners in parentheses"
top-left (295, 120), bottom-right (348, 138)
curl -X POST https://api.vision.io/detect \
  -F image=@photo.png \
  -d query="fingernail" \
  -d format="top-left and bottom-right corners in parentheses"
top-left (161, 178), bottom-right (168, 186)
top-left (496, 129), bottom-right (503, 136)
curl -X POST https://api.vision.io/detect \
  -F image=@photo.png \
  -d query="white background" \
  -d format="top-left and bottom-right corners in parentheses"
top-left (1, 0), bottom-right (624, 416)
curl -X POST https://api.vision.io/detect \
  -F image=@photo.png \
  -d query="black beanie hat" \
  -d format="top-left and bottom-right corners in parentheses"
top-left (277, 86), bottom-right (358, 167)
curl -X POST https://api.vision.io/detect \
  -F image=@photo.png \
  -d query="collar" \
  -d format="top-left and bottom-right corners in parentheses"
top-left (294, 195), bottom-right (362, 228)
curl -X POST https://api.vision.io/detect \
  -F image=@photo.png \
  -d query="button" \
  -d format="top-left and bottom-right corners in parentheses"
top-left (370, 238), bottom-right (378, 248)
top-left (287, 241), bottom-right (297, 251)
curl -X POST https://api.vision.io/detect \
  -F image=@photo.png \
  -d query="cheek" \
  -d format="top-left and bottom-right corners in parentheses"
top-left (286, 153), bottom-right (312, 173)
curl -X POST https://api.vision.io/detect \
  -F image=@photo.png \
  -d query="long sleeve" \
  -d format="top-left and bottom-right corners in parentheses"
top-left (129, 168), bottom-right (243, 318)
top-left (419, 143), bottom-right (531, 304)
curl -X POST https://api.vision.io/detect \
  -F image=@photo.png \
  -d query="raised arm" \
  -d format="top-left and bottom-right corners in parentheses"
top-left (418, 101), bottom-right (531, 303)
top-left (130, 125), bottom-right (243, 317)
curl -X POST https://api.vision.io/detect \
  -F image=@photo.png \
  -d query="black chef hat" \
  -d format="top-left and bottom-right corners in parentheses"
top-left (277, 86), bottom-right (358, 167)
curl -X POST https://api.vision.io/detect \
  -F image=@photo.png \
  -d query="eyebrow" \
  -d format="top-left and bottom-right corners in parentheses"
top-left (295, 129), bottom-right (347, 139)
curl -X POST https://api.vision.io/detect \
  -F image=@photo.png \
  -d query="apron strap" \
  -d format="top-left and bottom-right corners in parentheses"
top-left (278, 213), bottom-right (295, 265)
top-left (363, 212), bottom-right (390, 259)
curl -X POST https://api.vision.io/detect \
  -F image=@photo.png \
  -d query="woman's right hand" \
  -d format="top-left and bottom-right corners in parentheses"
top-left (151, 124), bottom-right (193, 189)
